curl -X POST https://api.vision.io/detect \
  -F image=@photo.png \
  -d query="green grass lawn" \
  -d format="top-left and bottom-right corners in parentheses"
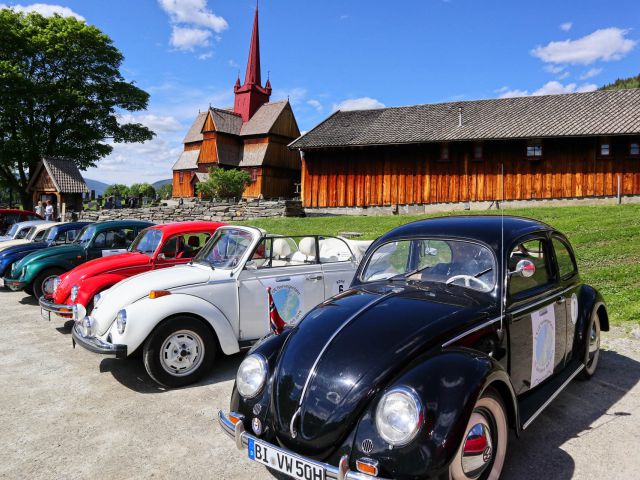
top-left (242, 203), bottom-right (640, 326)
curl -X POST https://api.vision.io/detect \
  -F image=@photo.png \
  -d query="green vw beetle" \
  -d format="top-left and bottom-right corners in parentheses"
top-left (3, 220), bottom-right (153, 299)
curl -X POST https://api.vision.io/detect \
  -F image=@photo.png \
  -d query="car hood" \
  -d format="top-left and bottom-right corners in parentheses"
top-left (11, 244), bottom-right (84, 274)
top-left (271, 282), bottom-right (492, 457)
top-left (56, 252), bottom-right (150, 300)
top-left (0, 239), bottom-right (30, 251)
top-left (91, 263), bottom-right (214, 336)
top-left (0, 242), bottom-right (47, 258)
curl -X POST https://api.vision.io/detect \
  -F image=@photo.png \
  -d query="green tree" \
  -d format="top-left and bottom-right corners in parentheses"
top-left (600, 73), bottom-right (640, 90)
top-left (0, 10), bottom-right (154, 209)
top-left (104, 183), bottom-right (130, 198)
top-left (196, 168), bottom-right (251, 199)
top-left (157, 183), bottom-right (173, 200)
top-left (130, 182), bottom-right (155, 198)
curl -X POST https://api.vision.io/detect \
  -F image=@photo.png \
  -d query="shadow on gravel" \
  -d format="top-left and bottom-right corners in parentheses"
top-left (18, 295), bottom-right (38, 306)
top-left (503, 349), bottom-right (640, 479)
top-left (99, 351), bottom-right (245, 394)
top-left (55, 319), bottom-right (75, 334)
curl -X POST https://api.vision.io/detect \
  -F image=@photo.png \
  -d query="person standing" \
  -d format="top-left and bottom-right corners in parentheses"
top-left (44, 200), bottom-right (54, 221)
top-left (34, 200), bottom-right (44, 217)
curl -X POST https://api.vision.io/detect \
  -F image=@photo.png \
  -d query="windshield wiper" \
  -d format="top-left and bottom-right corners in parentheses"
top-left (474, 267), bottom-right (493, 278)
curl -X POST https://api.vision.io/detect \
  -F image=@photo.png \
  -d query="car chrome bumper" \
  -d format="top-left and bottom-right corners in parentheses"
top-left (2, 277), bottom-right (25, 291)
top-left (71, 322), bottom-right (127, 359)
top-left (38, 296), bottom-right (73, 316)
top-left (217, 410), bottom-right (387, 480)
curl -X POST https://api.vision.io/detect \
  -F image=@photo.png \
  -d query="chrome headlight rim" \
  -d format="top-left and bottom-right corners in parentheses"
top-left (375, 386), bottom-right (423, 447)
top-left (70, 285), bottom-right (79, 302)
top-left (52, 276), bottom-right (60, 295)
top-left (81, 316), bottom-right (93, 337)
top-left (116, 309), bottom-right (127, 335)
top-left (236, 354), bottom-right (268, 399)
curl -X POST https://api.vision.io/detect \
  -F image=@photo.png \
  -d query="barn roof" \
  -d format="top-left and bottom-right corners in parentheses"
top-left (210, 108), bottom-right (243, 135)
top-left (172, 150), bottom-right (200, 171)
top-left (27, 157), bottom-right (89, 193)
top-left (183, 112), bottom-right (207, 143)
top-left (241, 100), bottom-right (289, 136)
top-left (290, 88), bottom-right (640, 149)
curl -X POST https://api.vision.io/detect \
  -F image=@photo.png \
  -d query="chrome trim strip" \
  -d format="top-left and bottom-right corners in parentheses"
top-left (509, 285), bottom-right (575, 316)
top-left (217, 411), bottom-right (389, 480)
top-left (522, 364), bottom-right (584, 430)
top-left (297, 292), bottom-right (397, 409)
top-left (442, 316), bottom-right (502, 348)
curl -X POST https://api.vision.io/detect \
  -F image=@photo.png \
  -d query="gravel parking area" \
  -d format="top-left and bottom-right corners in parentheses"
top-left (1, 289), bottom-right (639, 479)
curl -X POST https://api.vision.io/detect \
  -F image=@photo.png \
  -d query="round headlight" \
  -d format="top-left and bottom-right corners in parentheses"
top-left (236, 354), bottom-right (268, 398)
top-left (70, 285), bottom-right (79, 302)
top-left (93, 293), bottom-right (102, 306)
top-left (52, 277), bottom-right (60, 294)
top-left (375, 387), bottom-right (423, 446)
top-left (81, 316), bottom-right (93, 337)
top-left (116, 309), bottom-right (127, 334)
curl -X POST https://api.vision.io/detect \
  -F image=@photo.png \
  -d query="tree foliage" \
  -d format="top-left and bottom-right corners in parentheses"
top-left (599, 73), bottom-right (640, 91)
top-left (157, 183), bottom-right (173, 200)
top-left (129, 182), bottom-right (155, 198)
top-left (196, 168), bottom-right (251, 200)
top-left (104, 183), bottom-right (130, 198)
top-left (0, 10), bottom-right (154, 208)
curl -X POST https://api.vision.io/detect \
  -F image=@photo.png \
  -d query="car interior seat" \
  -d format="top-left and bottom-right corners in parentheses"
top-left (272, 238), bottom-right (292, 266)
top-left (290, 237), bottom-right (317, 264)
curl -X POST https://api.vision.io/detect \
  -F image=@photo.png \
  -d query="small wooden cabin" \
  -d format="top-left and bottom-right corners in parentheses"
top-left (290, 89), bottom-right (640, 208)
top-left (27, 157), bottom-right (89, 216)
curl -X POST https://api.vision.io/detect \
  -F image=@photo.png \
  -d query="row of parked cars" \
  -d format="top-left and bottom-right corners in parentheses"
top-left (1, 212), bottom-right (608, 480)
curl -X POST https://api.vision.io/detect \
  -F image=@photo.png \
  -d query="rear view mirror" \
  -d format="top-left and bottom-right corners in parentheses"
top-left (511, 259), bottom-right (536, 278)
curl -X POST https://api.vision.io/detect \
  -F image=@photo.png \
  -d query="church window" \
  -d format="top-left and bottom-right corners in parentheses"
top-left (526, 141), bottom-right (543, 158)
top-left (473, 143), bottom-right (483, 161)
top-left (630, 142), bottom-right (639, 156)
top-left (439, 144), bottom-right (450, 161)
top-left (251, 168), bottom-right (258, 182)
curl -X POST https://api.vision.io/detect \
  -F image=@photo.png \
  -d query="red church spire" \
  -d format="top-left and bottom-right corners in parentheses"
top-left (233, 2), bottom-right (271, 122)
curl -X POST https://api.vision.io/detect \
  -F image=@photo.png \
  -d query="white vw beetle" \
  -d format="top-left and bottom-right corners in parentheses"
top-left (71, 225), bottom-right (371, 387)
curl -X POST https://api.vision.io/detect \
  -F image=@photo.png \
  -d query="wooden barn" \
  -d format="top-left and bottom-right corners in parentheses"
top-left (27, 157), bottom-right (88, 215)
top-left (289, 89), bottom-right (640, 209)
top-left (172, 6), bottom-right (301, 199)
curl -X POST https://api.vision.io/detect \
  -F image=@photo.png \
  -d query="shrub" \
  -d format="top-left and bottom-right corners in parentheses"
top-left (196, 168), bottom-right (251, 199)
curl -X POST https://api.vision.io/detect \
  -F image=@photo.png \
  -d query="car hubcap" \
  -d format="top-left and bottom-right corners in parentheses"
top-left (461, 420), bottom-right (493, 479)
top-left (160, 330), bottom-right (205, 377)
top-left (587, 317), bottom-right (600, 372)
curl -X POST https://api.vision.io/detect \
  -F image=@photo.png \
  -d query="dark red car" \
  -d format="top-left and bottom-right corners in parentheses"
top-left (0, 209), bottom-right (43, 235)
top-left (39, 221), bottom-right (225, 319)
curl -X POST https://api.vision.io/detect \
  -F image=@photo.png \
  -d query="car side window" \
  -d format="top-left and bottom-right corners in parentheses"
top-left (175, 233), bottom-right (210, 259)
top-left (508, 238), bottom-right (551, 296)
top-left (33, 230), bottom-right (47, 241)
top-left (318, 237), bottom-right (354, 263)
top-left (93, 228), bottom-right (135, 249)
top-left (552, 237), bottom-right (577, 280)
top-left (250, 237), bottom-right (318, 268)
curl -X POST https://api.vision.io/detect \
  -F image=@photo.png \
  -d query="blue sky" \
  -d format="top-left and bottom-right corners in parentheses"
top-left (3, 0), bottom-right (640, 184)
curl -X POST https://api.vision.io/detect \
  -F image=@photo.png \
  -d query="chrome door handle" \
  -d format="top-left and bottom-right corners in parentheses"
top-left (275, 277), bottom-right (291, 282)
top-left (306, 275), bottom-right (323, 281)
top-left (556, 296), bottom-right (566, 304)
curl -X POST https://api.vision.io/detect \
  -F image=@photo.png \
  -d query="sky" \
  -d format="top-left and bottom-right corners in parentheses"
top-left (2, 0), bottom-right (640, 184)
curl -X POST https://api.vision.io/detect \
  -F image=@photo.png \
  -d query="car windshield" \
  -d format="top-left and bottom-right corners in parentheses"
top-left (74, 225), bottom-right (96, 245)
top-left (44, 227), bottom-right (59, 243)
top-left (194, 228), bottom-right (255, 269)
top-left (6, 224), bottom-right (19, 237)
top-left (15, 226), bottom-right (31, 239)
top-left (361, 238), bottom-right (496, 292)
top-left (129, 229), bottom-right (162, 255)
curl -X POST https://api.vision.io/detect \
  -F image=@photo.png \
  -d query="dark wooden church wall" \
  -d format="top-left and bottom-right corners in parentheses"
top-left (301, 137), bottom-right (640, 208)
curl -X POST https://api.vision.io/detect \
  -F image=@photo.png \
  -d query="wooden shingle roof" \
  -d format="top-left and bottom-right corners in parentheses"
top-left (27, 157), bottom-right (89, 193)
top-left (183, 112), bottom-right (207, 143)
top-left (172, 150), bottom-right (200, 171)
top-left (241, 100), bottom-right (289, 136)
top-left (210, 108), bottom-right (243, 135)
top-left (290, 89), bottom-right (640, 149)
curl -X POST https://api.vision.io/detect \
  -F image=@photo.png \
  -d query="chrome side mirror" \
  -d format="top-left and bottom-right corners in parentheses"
top-left (511, 259), bottom-right (536, 278)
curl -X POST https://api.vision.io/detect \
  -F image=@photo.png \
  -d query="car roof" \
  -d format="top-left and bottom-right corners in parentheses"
top-left (53, 221), bottom-right (92, 231)
top-left (92, 220), bottom-right (155, 230)
top-left (30, 222), bottom-right (58, 232)
top-left (376, 215), bottom-right (555, 249)
top-left (0, 209), bottom-right (37, 215)
top-left (13, 220), bottom-right (49, 229)
top-left (146, 221), bottom-right (226, 236)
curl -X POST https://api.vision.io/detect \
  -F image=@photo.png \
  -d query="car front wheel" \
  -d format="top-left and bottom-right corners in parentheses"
top-left (143, 316), bottom-right (216, 388)
top-left (32, 268), bottom-right (64, 299)
top-left (579, 311), bottom-right (601, 380)
top-left (449, 388), bottom-right (508, 480)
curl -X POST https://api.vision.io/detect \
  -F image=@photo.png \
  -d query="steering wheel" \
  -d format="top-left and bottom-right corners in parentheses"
top-left (445, 274), bottom-right (491, 291)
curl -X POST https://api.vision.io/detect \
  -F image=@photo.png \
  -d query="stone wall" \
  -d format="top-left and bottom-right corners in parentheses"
top-left (77, 199), bottom-right (304, 223)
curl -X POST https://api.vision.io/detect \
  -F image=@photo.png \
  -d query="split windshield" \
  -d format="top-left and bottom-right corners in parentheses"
top-left (6, 224), bottom-right (19, 237)
top-left (74, 225), bottom-right (96, 245)
top-left (129, 229), bottom-right (162, 255)
top-left (194, 228), bottom-right (255, 269)
top-left (15, 226), bottom-right (30, 239)
top-left (361, 238), bottom-right (496, 292)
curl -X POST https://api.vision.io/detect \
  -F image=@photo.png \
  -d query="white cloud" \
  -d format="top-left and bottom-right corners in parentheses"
top-left (273, 87), bottom-right (308, 106)
top-left (158, 0), bottom-right (227, 32)
top-left (0, 3), bottom-right (84, 20)
top-left (170, 26), bottom-right (212, 51)
top-left (228, 59), bottom-right (239, 69)
top-left (197, 51), bottom-right (213, 60)
top-left (307, 99), bottom-right (323, 112)
top-left (560, 22), bottom-right (573, 32)
top-left (332, 97), bottom-right (385, 111)
top-left (580, 67), bottom-right (603, 79)
top-left (544, 64), bottom-right (565, 74)
top-left (557, 71), bottom-right (570, 80)
top-left (119, 114), bottom-right (183, 134)
top-left (339, 14), bottom-right (349, 20)
top-left (498, 81), bottom-right (597, 98)
top-left (531, 27), bottom-right (637, 65)
top-left (158, 0), bottom-right (228, 54)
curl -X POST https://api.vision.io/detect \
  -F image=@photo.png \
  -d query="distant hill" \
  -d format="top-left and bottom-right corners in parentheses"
top-left (84, 178), bottom-right (109, 196)
top-left (152, 179), bottom-right (172, 189)
top-left (600, 74), bottom-right (640, 90)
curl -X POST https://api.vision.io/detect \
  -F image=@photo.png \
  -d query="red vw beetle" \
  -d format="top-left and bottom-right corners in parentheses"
top-left (39, 221), bottom-right (225, 319)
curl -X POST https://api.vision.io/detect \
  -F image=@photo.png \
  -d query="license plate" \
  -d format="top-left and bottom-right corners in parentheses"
top-left (40, 308), bottom-right (51, 321)
top-left (0, 277), bottom-right (4, 287)
top-left (248, 438), bottom-right (325, 480)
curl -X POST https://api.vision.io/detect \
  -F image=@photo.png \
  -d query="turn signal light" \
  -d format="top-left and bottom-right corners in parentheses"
top-left (148, 290), bottom-right (171, 299)
top-left (228, 413), bottom-right (244, 425)
top-left (356, 459), bottom-right (379, 477)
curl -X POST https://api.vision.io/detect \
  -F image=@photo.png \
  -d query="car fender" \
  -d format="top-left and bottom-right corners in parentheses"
top-left (350, 348), bottom-right (518, 477)
top-left (24, 257), bottom-right (76, 283)
top-left (76, 273), bottom-right (127, 306)
top-left (573, 285), bottom-right (609, 364)
top-left (108, 293), bottom-right (240, 356)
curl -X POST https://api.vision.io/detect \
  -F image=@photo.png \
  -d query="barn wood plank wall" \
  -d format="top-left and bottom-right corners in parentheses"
top-left (302, 137), bottom-right (640, 208)
top-left (172, 171), bottom-right (194, 197)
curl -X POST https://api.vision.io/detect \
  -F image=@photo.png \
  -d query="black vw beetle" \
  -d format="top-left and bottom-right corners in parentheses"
top-left (219, 216), bottom-right (607, 480)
